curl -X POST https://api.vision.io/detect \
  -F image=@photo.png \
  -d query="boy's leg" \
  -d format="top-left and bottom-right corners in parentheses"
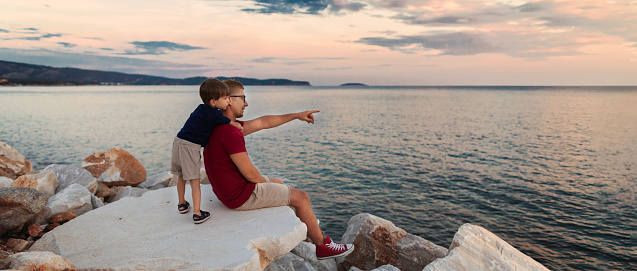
top-left (289, 187), bottom-right (324, 246)
top-left (189, 178), bottom-right (202, 216)
top-left (177, 175), bottom-right (187, 205)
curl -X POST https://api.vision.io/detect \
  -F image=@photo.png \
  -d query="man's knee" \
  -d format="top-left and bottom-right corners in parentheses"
top-left (290, 188), bottom-right (310, 206)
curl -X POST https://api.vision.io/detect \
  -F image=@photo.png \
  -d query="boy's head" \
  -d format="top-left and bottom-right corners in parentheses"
top-left (200, 78), bottom-right (231, 110)
top-left (222, 79), bottom-right (244, 95)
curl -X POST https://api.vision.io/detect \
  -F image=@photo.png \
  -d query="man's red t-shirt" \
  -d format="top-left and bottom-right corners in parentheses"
top-left (202, 121), bottom-right (256, 209)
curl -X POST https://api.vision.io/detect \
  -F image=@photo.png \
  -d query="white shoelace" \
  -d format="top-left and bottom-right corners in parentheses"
top-left (327, 242), bottom-right (346, 251)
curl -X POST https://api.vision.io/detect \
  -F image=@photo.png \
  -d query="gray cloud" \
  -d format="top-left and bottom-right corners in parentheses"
top-left (23, 28), bottom-right (38, 31)
top-left (58, 42), bottom-right (76, 48)
top-left (357, 32), bottom-right (499, 55)
top-left (394, 14), bottom-right (476, 25)
top-left (13, 33), bottom-right (62, 41)
top-left (0, 29), bottom-right (8, 33)
top-left (516, 2), bottom-right (545, 13)
top-left (242, 0), bottom-right (365, 14)
top-left (123, 41), bottom-right (204, 55)
top-left (249, 56), bottom-right (347, 65)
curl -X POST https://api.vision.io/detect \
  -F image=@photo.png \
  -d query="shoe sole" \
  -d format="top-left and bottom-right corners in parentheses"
top-left (194, 214), bottom-right (211, 224)
top-left (317, 245), bottom-right (355, 260)
top-left (179, 206), bottom-right (190, 214)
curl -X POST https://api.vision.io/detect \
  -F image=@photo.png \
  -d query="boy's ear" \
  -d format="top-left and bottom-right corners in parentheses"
top-left (209, 99), bottom-right (216, 106)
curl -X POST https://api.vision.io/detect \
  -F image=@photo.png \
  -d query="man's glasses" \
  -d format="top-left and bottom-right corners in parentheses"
top-left (230, 95), bottom-right (246, 102)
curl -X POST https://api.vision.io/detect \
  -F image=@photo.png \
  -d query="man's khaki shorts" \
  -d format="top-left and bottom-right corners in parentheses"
top-left (236, 176), bottom-right (291, 211)
top-left (170, 137), bottom-right (201, 181)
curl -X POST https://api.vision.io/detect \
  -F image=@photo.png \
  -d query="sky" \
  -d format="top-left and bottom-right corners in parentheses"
top-left (1, 0), bottom-right (636, 86)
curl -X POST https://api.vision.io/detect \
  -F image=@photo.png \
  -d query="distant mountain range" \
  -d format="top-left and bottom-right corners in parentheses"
top-left (0, 60), bottom-right (311, 86)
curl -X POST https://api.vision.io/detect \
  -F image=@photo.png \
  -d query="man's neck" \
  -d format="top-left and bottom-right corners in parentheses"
top-left (222, 110), bottom-right (237, 121)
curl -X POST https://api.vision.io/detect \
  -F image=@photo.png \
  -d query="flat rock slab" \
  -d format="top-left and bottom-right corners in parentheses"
top-left (30, 184), bottom-right (307, 270)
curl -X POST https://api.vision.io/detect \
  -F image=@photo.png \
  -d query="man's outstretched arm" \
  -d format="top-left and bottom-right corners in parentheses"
top-left (242, 110), bottom-right (319, 136)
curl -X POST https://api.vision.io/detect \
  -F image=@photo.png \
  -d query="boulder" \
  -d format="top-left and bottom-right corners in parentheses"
top-left (264, 252), bottom-right (316, 271)
top-left (0, 176), bottom-right (14, 188)
top-left (0, 142), bottom-right (32, 179)
top-left (107, 186), bottom-right (148, 203)
top-left (139, 171), bottom-right (173, 189)
top-left (42, 164), bottom-right (98, 194)
top-left (30, 185), bottom-right (307, 270)
top-left (423, 223), bottom-right (550, 271)
top-left (48, 212), bottom-right (78, 224)
top-left (340, 213), bottom-right (447, 271)
top-left (6, 251), bottom-right (76, 271)
top-left (91, 194), bottom-right (105, 209)
top-left (291, 241), bottom-right (338, 271)
top-left (11, 171), bottom-right (59, 197)
top-left (0, 187), bottom-right (49, 236)
top-left (82, 148), bottom-right (146, 187)
top-left (46, 184), bottom-right (93, 216)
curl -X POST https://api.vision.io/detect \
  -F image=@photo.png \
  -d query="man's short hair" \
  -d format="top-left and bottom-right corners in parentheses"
top-left (200, 78), bottom-right (230, 106)
top-left (223, 79), bottom-right (244, 94)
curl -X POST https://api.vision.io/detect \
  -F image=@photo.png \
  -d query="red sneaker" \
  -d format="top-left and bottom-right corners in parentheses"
top-left (315, 234), bottom-right (354, 260)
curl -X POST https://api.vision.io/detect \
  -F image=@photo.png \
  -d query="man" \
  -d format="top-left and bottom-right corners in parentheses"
top-left (203, 79), bottom-right (354, 260)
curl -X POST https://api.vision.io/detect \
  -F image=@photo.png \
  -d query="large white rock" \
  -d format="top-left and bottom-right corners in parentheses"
top-left (423, 223), bottom-right (550, 271)
top-left (11, 171), bottom-right (59, 197)
top-left (0, 141), bottom-right (33, 179)
top-left (30, 184), bottom-right (307, 270)
top-left (42, 164), bottom-right (98, 194)
top-left (0, 176), bottom-right (14, 188)
top-left (340, 213), bottom-right (447, 271)
top-left (46, 184), bottom-right (93, 216)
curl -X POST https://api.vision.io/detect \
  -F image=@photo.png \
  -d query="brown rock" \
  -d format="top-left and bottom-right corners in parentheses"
top-left (0, 142), bottom-right (33, 179)
top-left (82, 148), bottom-right (146, 187)
top-left (5, 238), bottom-right (32, 252)
top-left (7, 251), bottom-right (77, 271)
top-left (48, 212), bottom-right (77, 225)
top-left (27, 224), bottom-right (43, 237)
top-left (95, 182), bottom-right (116, 198)
top-left (45, 223), bottom-right (60, 231)
top-left (0, 187), bottom-right (49, 236)
top-left (340, 213), bottom-right (448, 271)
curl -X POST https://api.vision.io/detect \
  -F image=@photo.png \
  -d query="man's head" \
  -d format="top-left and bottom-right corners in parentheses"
top-left (200, 78), bottom-right (231, 109)
top-left (223, 79), bottom-right (248, 118)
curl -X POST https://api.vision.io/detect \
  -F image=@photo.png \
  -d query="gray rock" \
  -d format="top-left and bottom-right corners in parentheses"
top-left (423, 223), bottom-right (550, 271)
top-left (26, 207), bottom-right (52, 226)
top-left (373, 265), bottom-right (400, 271)
top-left (290, 241), bottom-right (338, 271)
top-left (0, 187), bottom-right (49, 236)
top-left (107, 186), bottom-right (148, 203)
top-left (340, 213), bottom-right (447, 271)
top-left (43, 164), bottom-right (98, 194)
top-left (46, 184), bottom-right (93, 216)
top-left (91, 194), bottom-right (105, 209)
top-left (30, 185), bottom-right (307, 270)
top-left (139, 171), bottom-right (173, 189)
top-left (265, 252), bottom-right (317, 271)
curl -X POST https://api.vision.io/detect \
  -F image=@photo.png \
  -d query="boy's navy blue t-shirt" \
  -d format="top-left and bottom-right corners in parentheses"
top-left (177, 104), bottom-right (231, 146)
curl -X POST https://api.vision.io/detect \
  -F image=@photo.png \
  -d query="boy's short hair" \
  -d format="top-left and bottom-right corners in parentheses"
top-left (200, 78), bottom-right (230, 106)
top-left (222, 79), bottom-right (244, 93)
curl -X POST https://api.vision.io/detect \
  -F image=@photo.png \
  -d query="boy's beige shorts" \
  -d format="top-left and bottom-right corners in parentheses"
top-left (170, 137), bottom-right (201, 181)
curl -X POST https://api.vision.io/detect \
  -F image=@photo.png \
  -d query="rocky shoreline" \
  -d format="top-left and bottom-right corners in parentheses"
top-left (1, 141), bottom-right (550, 270)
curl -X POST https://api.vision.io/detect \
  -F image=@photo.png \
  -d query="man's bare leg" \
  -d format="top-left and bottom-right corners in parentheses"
top-left (289, 187), bottom-right (324, 246)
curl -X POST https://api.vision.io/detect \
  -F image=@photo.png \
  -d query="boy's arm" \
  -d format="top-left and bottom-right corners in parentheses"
top-left (242, 110), bottom-right (319, 136)
top-left (229, 152), bottom-right (269, 183)
top-left (212, 108), bottom-right (232, 125)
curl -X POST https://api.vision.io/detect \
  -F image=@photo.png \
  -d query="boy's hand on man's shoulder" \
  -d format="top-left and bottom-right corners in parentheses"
top-left (230, 121), bottom-right (244, 132)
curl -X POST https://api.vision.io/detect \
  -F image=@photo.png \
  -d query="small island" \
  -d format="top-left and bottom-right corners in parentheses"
top-left (340, 83), bottom-right (368, 87)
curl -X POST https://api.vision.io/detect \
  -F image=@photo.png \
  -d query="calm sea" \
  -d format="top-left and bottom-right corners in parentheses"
top-left (1, 85), bottom-right (636, 270)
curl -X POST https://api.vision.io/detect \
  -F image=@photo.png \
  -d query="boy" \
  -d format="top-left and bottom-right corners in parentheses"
top-left (171, 78), bottom-right (243, 224)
